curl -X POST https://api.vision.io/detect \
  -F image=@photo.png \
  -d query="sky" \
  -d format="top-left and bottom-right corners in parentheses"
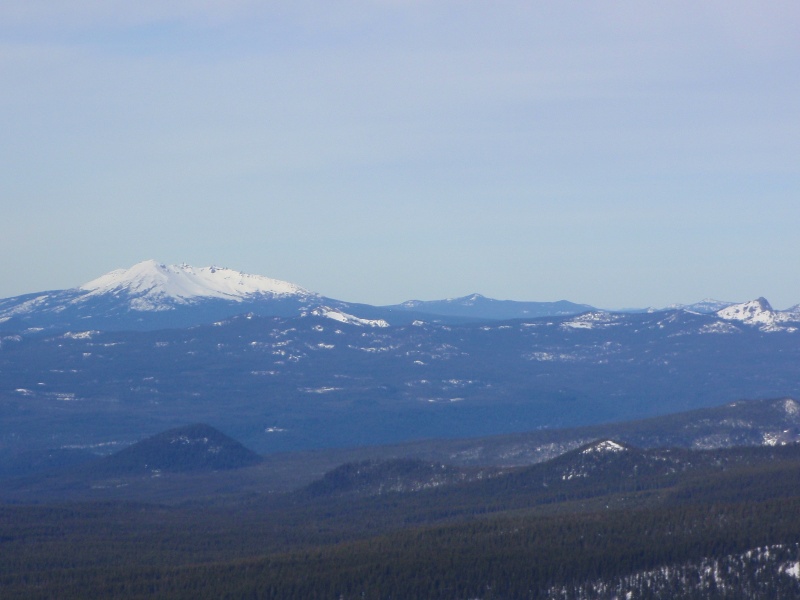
top-left (2, 1), bottom-right (799, 309)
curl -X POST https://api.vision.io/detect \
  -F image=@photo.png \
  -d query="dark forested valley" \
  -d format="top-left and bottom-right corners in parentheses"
top-left (2, 422), bottom-right (800, 599)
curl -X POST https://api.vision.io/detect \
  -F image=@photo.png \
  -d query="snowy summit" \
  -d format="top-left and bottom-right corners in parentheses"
top-left (716, 297), bottom-right (775, 325)
top-left (80, 260), bottom-right (313, 311)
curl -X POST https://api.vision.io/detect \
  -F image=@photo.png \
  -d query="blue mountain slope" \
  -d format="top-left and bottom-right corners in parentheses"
top-left (386, 293), bottom-right (595, 320)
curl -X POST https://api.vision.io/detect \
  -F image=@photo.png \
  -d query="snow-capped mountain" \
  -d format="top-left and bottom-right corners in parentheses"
top-left (0, 260), bottom-right (331, 332)
top-left (716, 297), bottom-right (799, 332)
top-left (80, 260), bottom-right (313, 310)
top-left (2, 260), bottom-right (800, 335)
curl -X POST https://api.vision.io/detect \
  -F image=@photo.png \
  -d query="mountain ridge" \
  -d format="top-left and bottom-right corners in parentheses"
top-left (0, 261), bottom-right (488, 332)
top-left (385, 293), bottom-right (596, 321)
top-left (2, 259), bottom-right (799, 334)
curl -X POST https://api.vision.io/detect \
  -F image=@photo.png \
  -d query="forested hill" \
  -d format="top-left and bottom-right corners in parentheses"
top-left (89, 423), bottom-right (263, 475)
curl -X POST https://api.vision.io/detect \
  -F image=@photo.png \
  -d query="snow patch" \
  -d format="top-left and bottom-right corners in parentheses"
top-left (699, 321), bottom-right (740, 334)
top-left (0, 294), bottom-right (52, 317)
top-left (786, 561), bottom-right (800, 579)
top-left (525, 351), bottom-right (577, 362)
top-left (307, 307), bottom-right (389, 328)
top-left (561, 312), bottom-right (618, 330)
top-left (62, 330), bottom-right (99, 340)
top-left (784, 399), bottom-right (800, 417)
top-left (582, 440), bottom-right (627, 454)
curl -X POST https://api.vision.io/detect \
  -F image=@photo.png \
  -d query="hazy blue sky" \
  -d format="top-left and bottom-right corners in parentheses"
top-left (2, 1), bottom-right (799, 308)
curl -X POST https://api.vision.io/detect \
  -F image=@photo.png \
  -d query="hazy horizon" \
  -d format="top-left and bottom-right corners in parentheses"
top-left (2, 2), bottom-right (798, 308)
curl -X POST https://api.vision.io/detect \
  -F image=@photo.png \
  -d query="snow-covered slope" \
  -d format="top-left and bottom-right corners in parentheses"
top-left (0, 260), bottom-right (327, 332)
top-left (717, 297), bottom-right (775, 324)
top-left (305, 306), bottom-right (390, 328)
top-left (581, 439), bottom-right (628, 455)
top-left (80, 260), bottom-right (314, 311)
top-left (716, 297), bottom-right (799, 332)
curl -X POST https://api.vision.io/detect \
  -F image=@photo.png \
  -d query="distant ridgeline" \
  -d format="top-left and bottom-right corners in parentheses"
top-left (2, 260), bottom-right (800, 458)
